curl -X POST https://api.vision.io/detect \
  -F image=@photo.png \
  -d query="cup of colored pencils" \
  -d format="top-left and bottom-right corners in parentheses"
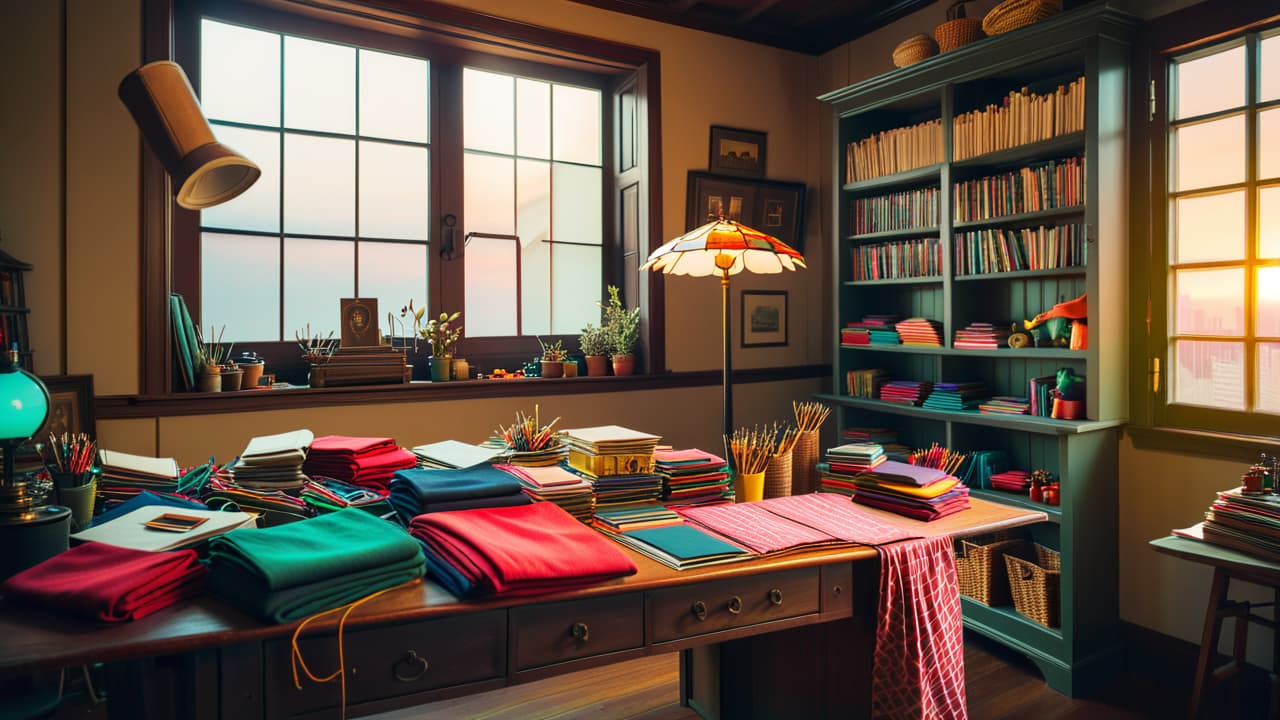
top-left (908, 442), bottom-right (966, 477)
top-left (726, 425), bottom-right (778, 503)
top-left (42, 432), bottom-right (97, 488)
top-left (495, 405), bottom-right (561, 452)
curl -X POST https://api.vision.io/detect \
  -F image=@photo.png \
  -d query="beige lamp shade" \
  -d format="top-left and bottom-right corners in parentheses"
top-left (118, 61), bottom-right (260, 210)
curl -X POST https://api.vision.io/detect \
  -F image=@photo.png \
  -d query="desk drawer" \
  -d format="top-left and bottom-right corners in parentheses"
top-left (511, 594), bottom-right (644, 671)
top-left (268, 610), bottom-right (506, 716)
top-left (649, 567), bottom-right (820, 644)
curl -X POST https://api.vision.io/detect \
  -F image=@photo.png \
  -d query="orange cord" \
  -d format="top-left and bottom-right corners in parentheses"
top-left (289, 586), bottom-right (399, 720)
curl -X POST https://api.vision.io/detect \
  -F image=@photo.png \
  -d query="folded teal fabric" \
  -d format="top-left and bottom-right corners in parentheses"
top-left (207, 507), bottom-right (424, 623)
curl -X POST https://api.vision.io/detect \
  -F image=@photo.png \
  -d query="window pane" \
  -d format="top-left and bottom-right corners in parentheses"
top-left (552, 164), bottom-right (603, 245)
top-left (1261, 107), bottom-right (1280, 181)
top-left (201, 233), bottom-right (280, 342)
top-left (1173, 191), bottom-right (1244, 263)
top-left (284, 238), bottom-right (353, 338)
top-left (464, 236), bottom-right (517, 337)
top-left (284, 134), bottom-right (354, 236)
top-left (1174, 45), bottom-right (1244, 120)
top-left (1259, 343), bottom-right (1280, 414)
top-left (464, 153), bottom-right (514, 236)
top-left (1173, 340), bottom-right (1244, 410)
top-left (359, 142), bottom-right (429, 240)
top-left (620, 87), bottom-right (636, 171)
top-left (358, 241), bottom-right (427, 331)
top-left (1175, 268), bottom-right (1244, 336)
top-left (551, 244), bottom-right (601, 335)
top-left (1263, 34), bottom-right (1280, 103)
top-left (463, 69), bottom-right (513, 154)
top-left (284, 37), bottom-right (355, 134)
top-left (1262, 186), bottom-right (1280, 258)
top-left (518, 160), bottom-right (551, 335)
top-left (359, 50), bottom-right (429, 143)
top-left (204, 125), bottom-right (280, 233)
top-left (1175, 115), bottom-right (1245, 191)
top-left (517, 79), bottom-right (550, 160)
top-left (1259, 267), bottom-right (1280, 337)
top-left (200, 19), bottom-right (279, 126)
top-left (552, 84), bottom-right (601, 165)
top-left (521, 234), bottom-right (550, 337)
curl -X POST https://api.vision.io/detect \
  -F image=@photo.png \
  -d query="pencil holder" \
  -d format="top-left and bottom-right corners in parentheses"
top-left (735, 471), bottom-right (765, 503)
top-left (764, 451), bottom-right (793, 499)
top-left (792, 430), bottom-right (820, 495)
top-left (56, 478), bottom-right (97, 532)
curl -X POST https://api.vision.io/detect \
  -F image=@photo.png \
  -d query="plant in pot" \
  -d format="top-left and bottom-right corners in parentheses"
top-left (420, 311), bottom-right (462, 382)
top-left (579, 323), bottom-right (610, 377)
top-left (599, 285), bottom-right (640, 376)
top-left (538, 337), bottom-right (568, 378)
top-left (194, 324), bottom-right (231, 392)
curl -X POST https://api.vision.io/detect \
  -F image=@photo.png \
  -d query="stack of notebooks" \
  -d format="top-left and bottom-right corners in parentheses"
top-left (96, 450), bottom-right (182, 511)
top-left (229, 429), bottom-right (314, 490)
top-left (841, 427), bottom-right (910, 461)
top-left (593, 504), bottom-right (682, 534)
top-left (411, 440), bottom-right (500, 470)
top-left (979, 396), bottom-right (1031, 415)
top-left (299, 477), bottom-right (395, 516)
top-left (301, 435), bottom-right (416, 492)
top-left (953, 322), bottom-right (1012, 350)
top-left (988, 469), bottom-right (1032, 493)
top-left (847, 460), bottom-right (971, 521)
top-left (818, 443), bottom-right (887, 496)
top-left (203, 478), bottom-right (314, 526)
top-left (1175, 488), bottom-right (1280, 563)
top-left (868, 324), bottom-right (902, 346)
top-left (610, 523), bottom-right (749, 570)
top-left (653, 448), bottom-right (732, 507)
top-left (495, 463), bottom-right (595, 523)
top-left (921, 382), bottom-right (989, 412)
top-left (846, 368), bottom-right (889, 398)
top-left (895, 317), bottom-right (944, 347)
top-left (842, 315), bottom-right (901, 346)
top-left (880, 380), bottom-right (933, 406)
top-left (562, 426), bottom-right (664, 514)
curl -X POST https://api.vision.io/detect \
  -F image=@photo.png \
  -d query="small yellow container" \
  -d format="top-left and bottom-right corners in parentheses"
top-left (735, 471), bottom-right (765, 503)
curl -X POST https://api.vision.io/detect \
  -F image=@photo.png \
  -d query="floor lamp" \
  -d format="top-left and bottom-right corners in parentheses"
top-left (641, 218), bottom-right (805, 437)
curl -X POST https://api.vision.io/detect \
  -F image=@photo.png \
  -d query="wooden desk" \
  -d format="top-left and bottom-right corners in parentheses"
top-left (0, 499), bottom-right (1045, 720)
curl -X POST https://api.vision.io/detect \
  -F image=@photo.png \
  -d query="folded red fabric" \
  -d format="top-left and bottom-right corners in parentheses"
top-left (409, 502), bottom-right (637, 597)
top-left (305, 444), bottom-right (416, 484)
top-left (0, 541), bottom-right (206, 622)
top-left (307, 435), bottom-right (397, 457)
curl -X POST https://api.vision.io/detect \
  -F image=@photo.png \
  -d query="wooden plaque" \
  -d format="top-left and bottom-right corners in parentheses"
top-left (340, 298), bottom-right (379, 348)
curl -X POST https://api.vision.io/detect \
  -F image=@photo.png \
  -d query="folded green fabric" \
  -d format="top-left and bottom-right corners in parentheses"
top-left (208, 507), bottom-right (424, 623)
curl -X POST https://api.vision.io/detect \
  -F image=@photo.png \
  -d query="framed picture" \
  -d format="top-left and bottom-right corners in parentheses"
top-left (36, 374), bottom-right (96, 440)
top-left (741, 291), bottom-right (788, 348)
top-left (685, 171), bottom-right (807, 254)
top-left (709, 126), bottom-right (767, 178)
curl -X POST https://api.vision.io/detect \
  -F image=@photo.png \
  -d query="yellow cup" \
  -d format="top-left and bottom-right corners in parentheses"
top-left (735, 471), bottom-right (765, 503)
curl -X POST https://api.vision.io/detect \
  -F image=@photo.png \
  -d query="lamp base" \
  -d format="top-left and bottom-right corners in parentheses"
top-left (0, 505), bottom-right (71, 581)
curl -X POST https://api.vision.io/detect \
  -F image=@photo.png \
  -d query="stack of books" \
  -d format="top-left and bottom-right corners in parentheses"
top-left (229, 429), bottom-right (313, 490)
top-left (594, 504), bottom-right (682, 534)
top-left (895, 317), bottom-right (944, 346)
top-left (97, 450), bottom-right (182, 511)
top-left (843, 427), bottom-right (910, 462)
top-left (562, 425), bottom-right (664, 515)
top-left (847, 460), bottom-right (970, 522)
top-left (953, 322), bottom-right (1012, 350)
top-left (1176, 488), bottom-right (1280, 563)
top-left (846, 368), bottom-right (889, 398)
top-left (1029, 375), bottom-right (1058, 417)
top-left (497, 463), bottom-right (595, 523)
top-left (410, 440), bottom-right (500, 470)
top-left (989, 469), bottom-right (1032, 493)
top-left (880, 380), bottom-right (933, 406)
top-left (979, 396), bottom-right (1031, 415)
top-left (818, 443), bottom-right (887, 496)
top-left (610, 523), bottom-right (750, 571)
top-left (853, 315), bottom-right (903, 346)
top-left (307, 345), bottom-right (410, 387)
top-left (922, 382), bottom-right (989, 412)
top-left (653, 448), bottom-right (732, 508)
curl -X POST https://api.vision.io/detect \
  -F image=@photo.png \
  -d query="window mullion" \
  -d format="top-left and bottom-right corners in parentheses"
top-left (1246, 32), bottom-right (1259, 411)
top-left (277, 32), bottom-right (286, 343)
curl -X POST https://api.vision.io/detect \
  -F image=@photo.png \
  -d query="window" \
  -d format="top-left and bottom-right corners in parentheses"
top-left (1149, 16), bottom-right (1280, 435)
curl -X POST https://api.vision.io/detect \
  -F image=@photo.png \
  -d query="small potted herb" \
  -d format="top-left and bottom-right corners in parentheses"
top-left (195, 324), bottom-right (231, 392)
top-left (420, 311), bottom-right (462, 381)
top-left (579, 323), bottom-right (611, 376)
top-left (599, 285), bottom-right (640, 376)
top-left (538, 337), bottom-right (568, 378)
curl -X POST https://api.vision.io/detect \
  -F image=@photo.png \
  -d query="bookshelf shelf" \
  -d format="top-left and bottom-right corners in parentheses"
top-left (821, 3), bottom-right (1134, 697)
top-left (969, 487), bottom-right (1063, 523)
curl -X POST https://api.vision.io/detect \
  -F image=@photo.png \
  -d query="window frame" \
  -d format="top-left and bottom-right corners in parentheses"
top-left (144, 0), bottom-right (664, 391)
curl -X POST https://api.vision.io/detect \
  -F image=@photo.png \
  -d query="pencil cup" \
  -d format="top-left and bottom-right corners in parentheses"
top-left (50, 470), bottom-right (93, 490)
top-left (764, 452), bottom-right (794, 499)
top-left (735, 471), bottom-right (765, 503)
top-left (792, 430), bottom-right (819, 495)
top-left (57, 478), bottom-right (97, 531)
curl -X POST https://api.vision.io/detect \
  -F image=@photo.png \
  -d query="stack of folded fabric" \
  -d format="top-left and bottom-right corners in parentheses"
top-left (921, 382), bottom-right (989, 412)
top-left (880, 380), bottom-right (933, 406)
top-left (895, 317), bottom-right (944, 347)
top-left (953, 322), bottom-right (1012, 349)
top-left (0, 541), bottom-right (206, 622)
top-left (96, 450), bottom-right (182, 512)
top-left (302, 435), bottom-right (417, 493)
top-left (388, 465), bottom-right (530, 525)
top-left (849, 460), bottom-right (970, 521)
top-left (202, 476), bottom-right (314, 526)
top-left (989, 469), bottom-right (1032, 493)
top-left (979, 396), bottom-right (1031, 415)
top-left (408, 501), bottom-right (637, 599)
top-left (229, 429), bottom-right (314, 491)
top-left (653, 448), bottom-right (732, 508)
top-left (495, 463), bottom-right (595, 523)
top-left (207, 508), bottom-right (425, 623)
top-left (411, 440), bottom-right (499, 470)
top-left (300, 477), bottom-right (395, 517)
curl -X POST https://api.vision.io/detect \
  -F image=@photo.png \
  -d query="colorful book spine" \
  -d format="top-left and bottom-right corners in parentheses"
top-left (851, 187), bottom-right (939, 234)
top-left (953, 156), bottom-right (1084, 222)
top-left (852, 237), bottom-right (942, 281)
top-left (952, 76), bottom-right (1086, 161)
top-left (953, 223), bottom-right (1085, 276)
top-left (845, 118), bottom-right (943, 183)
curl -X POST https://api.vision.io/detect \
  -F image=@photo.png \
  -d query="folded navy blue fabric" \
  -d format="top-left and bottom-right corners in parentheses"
top-left (389, 465), bottom-right (526, 525)
top-left (415, 538), bottom-right (475, 599)
top-left (89, 491), bottom-right (206, 528)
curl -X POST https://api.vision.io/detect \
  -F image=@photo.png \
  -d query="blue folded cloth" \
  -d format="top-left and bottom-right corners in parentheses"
top-left (389, 466), bottom-right (529, 525)
top-left (415, 538), bottom-right (475, 599)
top-left (89, 491), bottom-right (207, 528)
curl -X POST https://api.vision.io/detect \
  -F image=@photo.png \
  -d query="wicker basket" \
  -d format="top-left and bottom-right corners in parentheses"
top-left (893, 34), bottom-right (939, 68)
top-left (935, 18), bottom-right (984, 52)
top-left (1004, 544), bottom-right (1061, 627)
top-left (955, 536), bottom-right (1029, 606)
top-left (763, 451), bottom-right (794, 499)
top-left (792, 429), bottom-right (820, 494)
top-left (982, 0), bottom-right (1063, 36)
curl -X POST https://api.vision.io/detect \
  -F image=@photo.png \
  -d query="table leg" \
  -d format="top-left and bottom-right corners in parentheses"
top-left (1190, 568), bottom-right (1230, 720)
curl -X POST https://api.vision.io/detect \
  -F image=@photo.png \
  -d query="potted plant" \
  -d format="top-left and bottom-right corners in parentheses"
top-left (195, 324), bottom-right (230, 392)
top-left (599, 285), bottom-right (640, 376)
top-left (420, 311), bottom-right (462, 382)
top-left (579, 323), bottom-right (610, 376)
top-left (538, 337), bottom-right (568, 378)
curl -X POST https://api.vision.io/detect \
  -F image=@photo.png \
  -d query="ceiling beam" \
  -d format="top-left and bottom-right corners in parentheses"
top-left (737, 0), bottom-right (783, 25)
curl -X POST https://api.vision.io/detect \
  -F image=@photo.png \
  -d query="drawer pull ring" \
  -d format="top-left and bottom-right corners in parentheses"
top-left (769, 588), bottom-right (784, 606)
top-left (833, 584), bottom-right (843, 597)
top-left (691, 600), bottom-right (708, 621)
top-left (393, 650), bottom-right (429, 683)
top-left (727, 596), bottom-right (742, 615)
top-left (571, 622), bottom-right (590, 643)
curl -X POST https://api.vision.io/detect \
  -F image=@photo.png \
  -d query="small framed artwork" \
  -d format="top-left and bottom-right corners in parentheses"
top-left (709, 126), bottom-right (767, 178)
top-left (741, 291), bottom-right (788, 348)
top-left (36, 374), bottom-right (96, 440)
top-left (686, 171), bottom-right (807, 254)
top-left (340, 297), bottom-right (379, 347)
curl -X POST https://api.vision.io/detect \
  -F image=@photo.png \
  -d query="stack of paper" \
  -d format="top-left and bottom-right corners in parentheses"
top-left (921, 382), bottom-right (989, 412)
top-left (230, 429), bottom-right (314, 490)
top-left (880, 380), bottom-right (933, 406)
top-left (411, 440), bottom-right (500, 470)
top-left (71, 506), bottom-right (257, 552)
top-left (1174, 488), bottom-right (1280, 563)
top-left (989, 469), bottom-right (1032, 492)
top-left (846, 460), bottom-right (970, 522)
top-left (613, 523), bottom-right (749, 570)
top-left (593, 503), bottom-right (681, 534)
top-left (953, 322), bottom-right (1012, 349)
top-left (496, 463), bottom-right (595, 523)
top-left (979, 396), bottom-right (1031, 415)
top-left (561, 425), bottom-right (663, 512)
top-left (895, 317), bottom-right (944, 346)
top-left (653, 448), bottom-right (732, 508)
top-left (97, 450), bottom-right (183, 511)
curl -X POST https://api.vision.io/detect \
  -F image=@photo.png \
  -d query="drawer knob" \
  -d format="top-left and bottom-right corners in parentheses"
top-left (570, 621), bottom-right (590, 643)
top-left (393, 650), bottom-right (429, 683)
top-left (832, 584), bottom-right (843, 597)
top-left (727, 595), bottom-right (742, 615)
top-left (769, 588), bottom-right (784, 606)
top-left (691, 600), bottom-right (708, 621)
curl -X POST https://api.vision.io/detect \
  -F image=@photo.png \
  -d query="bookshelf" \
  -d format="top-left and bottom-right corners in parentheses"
top-left (0, 247), bottom-right (33, 371)
top-left (819, 3), bottom-right (1137, 697)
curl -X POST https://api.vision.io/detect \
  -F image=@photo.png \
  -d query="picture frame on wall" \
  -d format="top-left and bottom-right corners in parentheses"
top-left (741, 290), bottom-right (788, 348)
top-left (685, 171), bottom-right (807, 254)
top-left (709, 126), bottom-right (767, 178)
top-left (36, 374), bottom-right (96, 440)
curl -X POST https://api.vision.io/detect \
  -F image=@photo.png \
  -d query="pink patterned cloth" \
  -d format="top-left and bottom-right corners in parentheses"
top-left (873, 535), bottom-right (968, 720)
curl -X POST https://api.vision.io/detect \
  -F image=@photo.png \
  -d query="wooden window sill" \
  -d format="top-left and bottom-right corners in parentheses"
top-left (1125, 424), bottom-right (1280, 463)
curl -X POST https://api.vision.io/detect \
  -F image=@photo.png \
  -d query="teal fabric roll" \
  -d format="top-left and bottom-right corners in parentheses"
top-left (208, 507), bottom-right (424, 623)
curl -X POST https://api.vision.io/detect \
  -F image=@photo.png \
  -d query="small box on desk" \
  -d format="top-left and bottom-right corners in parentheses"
top-left (308, 346), bottom-right (410, 388)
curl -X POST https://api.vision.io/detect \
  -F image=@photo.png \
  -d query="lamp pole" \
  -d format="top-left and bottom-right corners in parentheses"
top-left (716, 253), bottom-right (736, 438)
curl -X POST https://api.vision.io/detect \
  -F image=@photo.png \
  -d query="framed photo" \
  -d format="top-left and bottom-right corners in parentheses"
top-left (741, 291), bottom-right (788, 348)
top-left (685, 171), bottom-right (807, 254)
top-left (709, 126), bottom-right (767, 178)
top-left (36, 374), bottom-right (95, 440)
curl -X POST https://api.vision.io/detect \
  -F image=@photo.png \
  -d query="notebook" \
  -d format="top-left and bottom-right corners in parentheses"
top-left (71, 507), bottom-right (258, 552)
top-left (616, 524), bottom-right (749, 570)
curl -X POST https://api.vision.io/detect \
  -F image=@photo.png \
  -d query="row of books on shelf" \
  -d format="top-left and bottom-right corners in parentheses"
top-left (851, 186), bottom-right (939, 235)
top-left (846, 368), bottom-right (889, 398)
top-left (851, 237), bottom-right (942, 281)
top-left (838, 369), bottom-right (1084, 420)
top-left (0, 271), bottom-right (20, 307)
top-left (844, 118), bottom-right (942, 184)
top-left (954, 156), bottom-right (1084, 222)
top-left (953, 223), bottom-right (1086, 276)
top-left (953, 77), bottom-right (1086, 161)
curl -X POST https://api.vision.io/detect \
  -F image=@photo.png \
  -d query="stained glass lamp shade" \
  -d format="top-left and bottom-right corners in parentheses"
top-left (641, 218), bottom-right (805, 435)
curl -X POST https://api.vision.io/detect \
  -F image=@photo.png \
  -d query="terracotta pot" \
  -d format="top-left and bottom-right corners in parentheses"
top-left (239, 360), bottom-right (264, 389)
top-left (562, 360), bottom-right (578, 377)
top-left (611, 353), bottom-right (635, 376)
top-left (585, 355), bottom-right (608, 377)
top-left (540, 360), bottom-right (564, 378)
top-left (220, 367), bottom-right (243, 391)
top-left (197, 367), bottom-right (222, 392)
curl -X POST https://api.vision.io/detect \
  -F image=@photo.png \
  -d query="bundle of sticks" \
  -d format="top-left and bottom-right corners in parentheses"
top-left (793, 401), bottom-right (831, 433)
top-left (772, 424), bottom-right (800, 457)
top-left (725, 425), bottom-right (778, 475)
top-left (496, 405), bottom-right (561, 452)
top-left (909, 442), bottom-right (966, 476)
